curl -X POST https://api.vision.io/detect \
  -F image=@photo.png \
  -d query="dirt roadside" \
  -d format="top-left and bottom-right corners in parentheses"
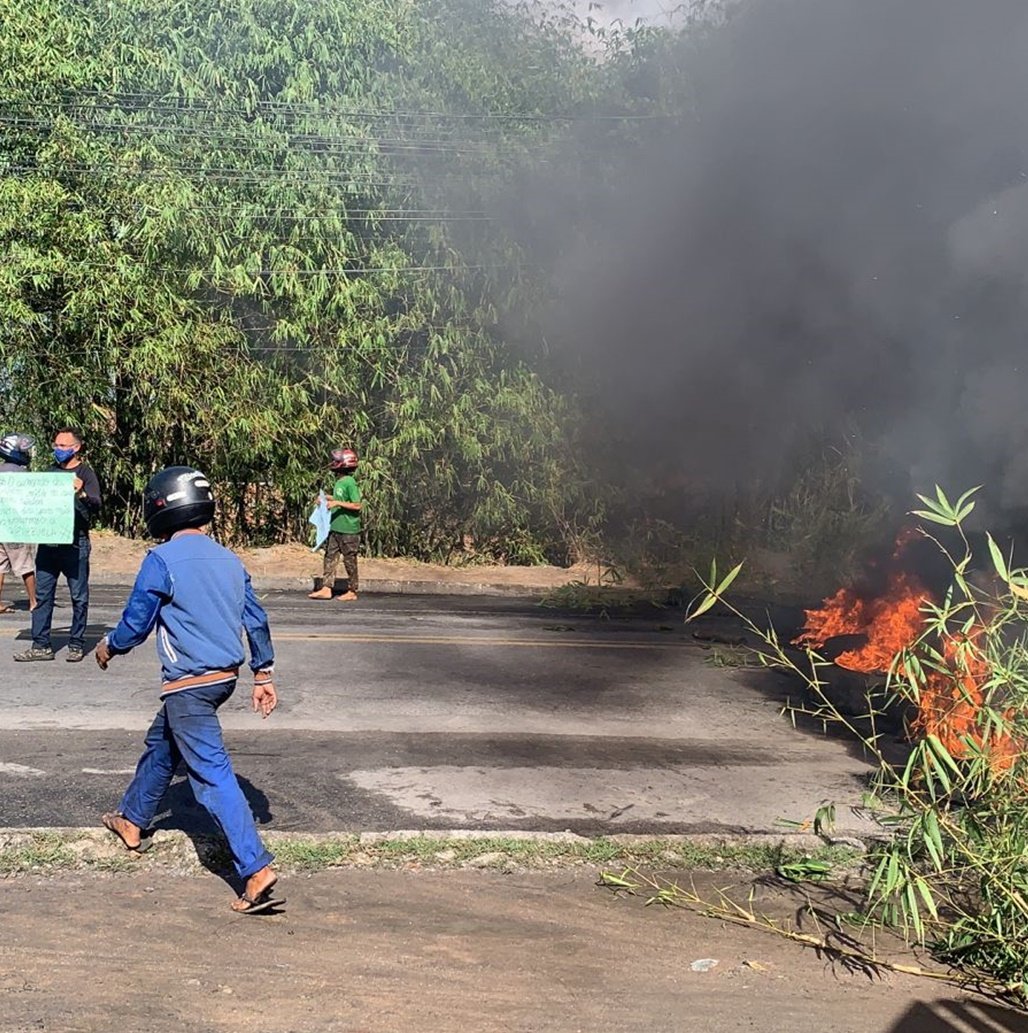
top-left (88, 529), bottom-right (601, 591)
top-left (2, 867), bottom-right (1021, 1033)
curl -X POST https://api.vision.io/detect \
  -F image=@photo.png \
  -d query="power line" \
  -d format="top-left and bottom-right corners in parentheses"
top-left (140, 217), bottom-right (492, 226)
top-left (0, 116), bottom-right (521, 157)
top-left (174, 206), bottom-right (488, 214)
top-left (8, 263), bottom-right (525, 274)
top-left (164, 209), bottom-right (491, 220)
top-left (7, 108), bottom-right (528, 134)
top-left (0, 162), bottom-right (526, 188)
top-left (7, 340), bottom-right (501, 355)
top-left (0, 185), bottom-right (491, 216)
top-left (64, 91), bottom-right (671, 123)
top-left (0, 163), bottom-right (435, 188)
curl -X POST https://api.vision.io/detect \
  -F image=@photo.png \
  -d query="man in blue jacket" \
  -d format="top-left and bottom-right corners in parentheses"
top-left (95, 466), bottom-right (282, 915)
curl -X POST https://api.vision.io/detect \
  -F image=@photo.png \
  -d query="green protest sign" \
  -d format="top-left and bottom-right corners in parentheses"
top-left (0, 472), bottom-right (76, 544)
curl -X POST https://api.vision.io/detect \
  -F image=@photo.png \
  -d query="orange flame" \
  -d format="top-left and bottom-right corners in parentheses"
top-left (914, 634), bottom-right (1018, 771)
top-left (793, 533), bottom-right (1019, 771)
top-left (793, 570), bottom-right (928, 673)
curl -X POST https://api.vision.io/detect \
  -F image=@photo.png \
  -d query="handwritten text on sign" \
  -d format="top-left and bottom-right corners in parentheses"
top-left (0, 473), bottom-right (76, 544)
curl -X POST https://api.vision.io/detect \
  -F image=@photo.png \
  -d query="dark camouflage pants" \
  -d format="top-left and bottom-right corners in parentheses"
top-left (323, 532), bottom-right (360, 593)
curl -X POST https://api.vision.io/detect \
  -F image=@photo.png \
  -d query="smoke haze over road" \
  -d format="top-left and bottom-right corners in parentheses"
top-left (532, 0), bottom-right (1028, 523)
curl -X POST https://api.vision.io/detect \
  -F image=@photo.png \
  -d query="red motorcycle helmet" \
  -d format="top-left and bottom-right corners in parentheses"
top-left (329, 448), bottom-right (358, 472)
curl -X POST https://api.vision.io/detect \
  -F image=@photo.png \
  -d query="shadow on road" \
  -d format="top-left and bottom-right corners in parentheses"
top-left (887, 1000), bottom-right (1028, 1033)
top-left (760, 877), bottom-right (1028, 1033)
top-left (12, 621), bottom-right (110, 654)
top-left (151, 772), bottom-right (274, 893)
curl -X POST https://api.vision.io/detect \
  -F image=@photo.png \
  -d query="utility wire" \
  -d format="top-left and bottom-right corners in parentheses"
top-left (8, 263), bottom-right (525, 274)
top-left (0, 161), bottom-right (520, 184)
top-left (0, 118), bottom-right (521, 157)
top-left (154, 209), bottom-right (491, 218)
top-left (62, 92), bottom-right (671, 122)
top-left (8, 340), bottom-right (504, 355)
top-left (0, 164), bottom-right (438, 188)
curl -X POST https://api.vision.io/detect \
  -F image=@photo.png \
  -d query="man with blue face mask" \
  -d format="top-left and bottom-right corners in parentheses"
top-left (14, 427), bottom-right (102, 663)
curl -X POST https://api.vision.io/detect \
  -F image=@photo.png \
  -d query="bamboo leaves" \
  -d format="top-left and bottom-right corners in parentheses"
top-left (695, 492), bottom-right (1028, 1000)
top-left (912, 485), bottom-right (979, 527)
top-left (0, 0), bottom-right (612, 556)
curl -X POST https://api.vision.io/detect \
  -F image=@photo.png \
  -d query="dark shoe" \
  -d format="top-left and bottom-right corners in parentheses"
top-left (13, 646), bottom-right (55, 662)
top-left (66, 646), bottom-right (84, 663)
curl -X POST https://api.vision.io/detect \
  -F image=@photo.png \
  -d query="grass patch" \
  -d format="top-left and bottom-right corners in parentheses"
top-left (702, 645), bottom-right (761, 669)
top-left (537, 579), bottom-right (663, 615)
top-left (0, 832), bottom-right (76, 873)
top-left (265, 835), bottom-right (861, 875)
top-left (271, 836), bottom-right (358, 870)
top-left (0, 831), bottom-right (864, 878)
top-left (81, 853), bottom-right (137, 873)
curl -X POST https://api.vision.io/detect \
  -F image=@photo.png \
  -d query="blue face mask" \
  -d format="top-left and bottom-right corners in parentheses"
top-left (53, 447), bottom-right (77, 464)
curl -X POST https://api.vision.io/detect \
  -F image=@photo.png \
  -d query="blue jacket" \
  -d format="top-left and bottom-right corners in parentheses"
top-left (106, 532), bottom-right (274, 687)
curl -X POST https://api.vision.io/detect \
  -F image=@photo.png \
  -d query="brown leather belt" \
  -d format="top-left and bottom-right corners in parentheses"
top-left (160, 668), bottom-right (239, 695)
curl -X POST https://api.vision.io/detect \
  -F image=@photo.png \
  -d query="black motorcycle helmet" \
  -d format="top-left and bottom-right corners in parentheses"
top-left (143, 466), bottom-right (215, 538)
top-left (0, 433), bottom-right (35, 466)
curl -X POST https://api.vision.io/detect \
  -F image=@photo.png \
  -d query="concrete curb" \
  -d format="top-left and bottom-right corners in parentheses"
top-left (0, 826), bottom-right (870, 853)
top-left (349, 829), bottom-right (870, 850)
top-left (0, 827), bottom-right (871, 880)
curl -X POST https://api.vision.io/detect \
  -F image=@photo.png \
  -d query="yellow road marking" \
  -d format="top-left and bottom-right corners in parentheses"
top-left (274, 632), bottom-right (690, 650)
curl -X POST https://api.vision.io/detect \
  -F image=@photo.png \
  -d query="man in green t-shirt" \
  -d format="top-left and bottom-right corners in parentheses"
top-left (309, 448), bottom-right (362, 602)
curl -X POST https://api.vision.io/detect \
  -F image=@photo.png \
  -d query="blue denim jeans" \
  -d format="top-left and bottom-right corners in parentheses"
top-left (119, 680), bottom-right (274, 880)
top-left (32, 537), bottom-right (90, 650)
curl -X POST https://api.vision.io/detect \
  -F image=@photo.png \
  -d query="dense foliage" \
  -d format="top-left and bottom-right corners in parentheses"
top-left (0, 0), bottom-right (672, 558)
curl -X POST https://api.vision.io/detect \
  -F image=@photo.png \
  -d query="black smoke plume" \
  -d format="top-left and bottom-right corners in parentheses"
top-left (534, 0), bottom-right (1028, 528)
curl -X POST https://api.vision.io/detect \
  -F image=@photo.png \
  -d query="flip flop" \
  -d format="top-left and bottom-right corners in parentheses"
top-left (101, 813), bottom-right (154, 854)
top-left (232, 889), bottom-right (286, 916)
top-left (0, 604), bottom-right (14, 614)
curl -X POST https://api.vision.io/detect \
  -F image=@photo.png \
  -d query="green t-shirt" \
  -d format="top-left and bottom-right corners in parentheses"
top-left (330, 474), bottom-right (362, 534)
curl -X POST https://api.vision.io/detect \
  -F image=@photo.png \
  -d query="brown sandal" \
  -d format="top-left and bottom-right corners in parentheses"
top-left (232, 888), bottom-right (286, 915)
top-left (101, 813), bottom-right (153, 853)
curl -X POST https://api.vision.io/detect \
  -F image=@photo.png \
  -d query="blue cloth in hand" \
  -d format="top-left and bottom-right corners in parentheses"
top-left (309, 491), bottom-right (331, 551)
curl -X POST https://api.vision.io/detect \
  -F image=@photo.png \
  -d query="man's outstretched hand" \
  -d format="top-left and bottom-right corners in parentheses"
top-left (95, 638), bottom-right (112, 670)
top-left (252, 682), bottom-right (278, 718)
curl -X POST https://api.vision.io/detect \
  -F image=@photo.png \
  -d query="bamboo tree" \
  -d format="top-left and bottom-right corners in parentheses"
top-left (0, 0), bottom-right (635, 555)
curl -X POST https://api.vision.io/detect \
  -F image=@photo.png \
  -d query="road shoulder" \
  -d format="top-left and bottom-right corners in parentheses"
top-left (1, 866), bottom-right (1010, 1033)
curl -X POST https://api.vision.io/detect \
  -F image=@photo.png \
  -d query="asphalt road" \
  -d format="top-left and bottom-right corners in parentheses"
top-left (0, 585), bottom-right (876, 837)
